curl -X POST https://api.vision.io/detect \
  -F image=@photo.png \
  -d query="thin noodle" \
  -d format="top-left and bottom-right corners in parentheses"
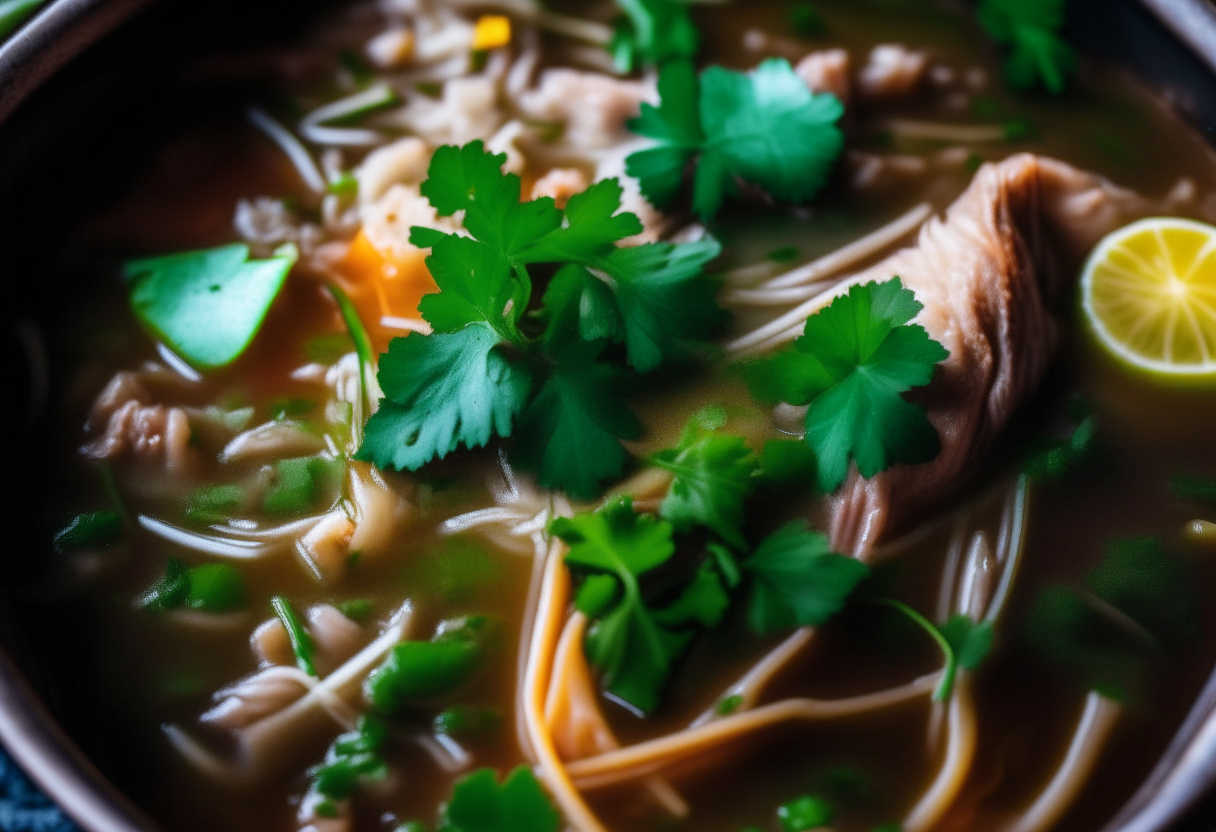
top-left (690, 628), bottom-right (815, 727)
top-left (903, 673), bottom-right (980, 832)
top-left (1004, 694), bottom-right (1121, 832)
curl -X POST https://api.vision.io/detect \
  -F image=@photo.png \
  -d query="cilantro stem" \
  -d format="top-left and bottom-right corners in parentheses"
top-left (98, 461), bottom-right (131, 526)
top-left (326, 283), bottom-right (378, 417)
top-left (878, 599), bottom-right (957, 701)
top-left (272, 595), bottom-right (318, 677)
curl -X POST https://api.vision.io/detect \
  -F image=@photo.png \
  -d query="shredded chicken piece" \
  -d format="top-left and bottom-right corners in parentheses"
top-left (531, 167), bottom-right (592, 207)
top-left (519, 69), bottom-right (650, 151)
top-left (857, 44), bottom-right (929, 100)
top-left (297, 513), bottom-right (358, 583)
top-left (83, 399), bottom-right (195, 471)
top-left (796, 48), bottom-right (851, 102)
top-left (359, 182), bottom-right (461, 261)
top-left (829, 154), bottom-right (1161, 556)
top-left (358, 136), bottom-right (432, 204)
top-left (390, 76), bottom-right (504, 147)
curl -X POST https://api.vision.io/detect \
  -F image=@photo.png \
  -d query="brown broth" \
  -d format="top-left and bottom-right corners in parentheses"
top-left (32, 1), bottom-right (1216, 831)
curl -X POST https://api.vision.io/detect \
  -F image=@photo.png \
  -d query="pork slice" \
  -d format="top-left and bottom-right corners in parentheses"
top-left (829, 153), bottom-right (1156, 556)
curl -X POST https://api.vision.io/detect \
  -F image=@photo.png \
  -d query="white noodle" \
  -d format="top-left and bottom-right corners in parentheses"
top-left (690, 628), bottom-right (816, 727)
top-left (248, 107), bottom-right (326, 194)
top-left (734, 203), bottom-right (932, 291)
top-left (137, 515), bottom-right (269, 560)
top-left (1005, 694), bottom-right (1121, 832)
top-left (984, 475), bottom-right (1031, 624)
top-left (902, 674), bottom-right (979, 832)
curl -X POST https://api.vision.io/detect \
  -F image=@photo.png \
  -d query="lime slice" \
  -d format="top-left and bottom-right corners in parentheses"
top-left (1080, 217), bottom-right (1216, 377)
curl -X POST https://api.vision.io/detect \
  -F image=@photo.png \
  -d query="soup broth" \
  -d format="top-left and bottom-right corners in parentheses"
top-left (24, 1), bottom-right (1216, 831)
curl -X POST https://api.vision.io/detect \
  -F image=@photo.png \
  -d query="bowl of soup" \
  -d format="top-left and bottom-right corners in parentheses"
top-left (4, 1), bottom-right (1216, 831)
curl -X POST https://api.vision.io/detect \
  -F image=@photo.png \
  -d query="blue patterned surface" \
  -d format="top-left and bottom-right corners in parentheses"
top-left (0, 743), bottom-right (81, 832)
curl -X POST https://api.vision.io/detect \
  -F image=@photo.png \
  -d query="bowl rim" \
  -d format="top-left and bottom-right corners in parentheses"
top-left (2, 1), bottom-right (1216, 831)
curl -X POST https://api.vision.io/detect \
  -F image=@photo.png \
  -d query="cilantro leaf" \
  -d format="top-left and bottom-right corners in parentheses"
top-left (54, 511), bottom-right (123, 553)
top-left (628, 59), bottom-right (845, 220)
top-left (358, 325), bottom-right (531, 471)
top-left (977, 0), bottom-right (1076, 94)
top-left (519, 178), bottom-right (644, 264)
top-left (140, 558), bottom-right (248, 614)
top-left (652, 561), bottom-right (731, 630)
top-left (940, 615), bottom-right (995, 672)
top-left (419, 141), bottom-right (561, 260)
top-left (744, 523), bottom-right (869, 635)
top-left (552, 498), bottom-right (694, 714)
top-left (778, 794), bottom-right (834, 832)
top-left (512, 348), bottom-right (643, 500)
top-left (625, 59), bottom-right (703, 208)
top-left (125, 242), bottom-right (297, 370)
top-left (746, 278), bottom-right (949, 492)
top-left (308, 715), bottom-right (388, 801)
top-left (417, 236), bottom-right (523, 339)
top-left (610, 0), bottom-right (700, 74)
top-left (1085, 537), bottom-right (1198, 648)
top-left (440, 766), bottom-right (560, 832)
top-left (365, 617), bottom-right (489, 713)
top-left (1023, 414), bottom-right (1096, 480)
top-left (539, 264), bottom-right (624, 351)
top-left (597, 237), bottom-right (725, 372)
top-left (652, 418), bottom-right (759, 549)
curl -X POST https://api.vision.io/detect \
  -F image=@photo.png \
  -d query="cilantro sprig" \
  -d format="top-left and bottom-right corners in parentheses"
top-left (610, 0), bottom-right (699, 74)
top-left (747, 277), bottom-right (949, 492)
top-left (357, 141), bottom-right (725, 499)
top-left (882, 601), bottom-right (993, 700)
top-left (977, 0), bottom-right (1077, 94)
top-left (627, 59), bottom-right (845, 220)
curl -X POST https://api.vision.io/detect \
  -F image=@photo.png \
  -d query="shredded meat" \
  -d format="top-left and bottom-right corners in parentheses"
top-left (519, 69), bottom-right (649, 151)
top-left (796, 48), bottom-right (851, 102)
top-left (829, 154), bottom-right (1160, 556)
top-left (531, 167), bottom-right (591, 208)
top-left (857, 44), bottom-right (928, 100)
top-left (82, 373), bottom-right (194, 471)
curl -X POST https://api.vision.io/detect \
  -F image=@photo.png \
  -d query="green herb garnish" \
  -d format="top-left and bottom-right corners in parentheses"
top-left (357, 141), bottom-right (725, 499)
top-left (433, 706), bottom-right (502, 739)
top-left (262, 456), bottom-right (340, 516)
top-left (778, 794), bottom-right (834, 832)
top-left (743, 524), bottom-right (869, 635)
top-left (881, 601), bottom-right (992, 701)
top-left (336, 599), bottom-right (374, 623)
top-left (185, 484), bottom-right (244, 526)
top-left (437, 766), bottom-right (560, 832)
top-left (141, 559), bottom-right (248, 614)
top-left (308, 715), bottom-right (389, 800)
top-left (626, 58), bottom-right (845, 220)
top-left (272, 595), bottom-right (318, 676)
top-left (551, 497), bottom-right (730, 714)
top-left (747, 278), bottom-right (949, 492)
top-left (610, 0), bottom-right (699, 74)
top-left (124, 243), bottom-right (297, 370)
top-left (652, 416), bottom-right (760, 549)
top-left (364, 617), bottom-right (490, 714)
top-left (54, 511), bottom-right (123, 553)
top-left (1170, 474), bottom-right (1216, 507)
top-left (976, 0), bottom-right (1077, 94)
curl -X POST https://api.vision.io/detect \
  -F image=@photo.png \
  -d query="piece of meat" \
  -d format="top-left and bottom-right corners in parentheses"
top-left (796, 48), bottom-right (851, 102)
top-left (83, 399), bottom-right (194, 471)
top-left (519, 69), bottom-right (650, 151)
top-left (531, 167), bottom-right (591, 208)
top-left (828, 154), bottom-right (1158, 556)
top-left (857, 44), bottom-right (928, 100)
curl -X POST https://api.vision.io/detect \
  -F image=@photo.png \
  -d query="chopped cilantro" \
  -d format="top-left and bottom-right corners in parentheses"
top-left (365, 617), bottom-right (490, 714)
top-left (743, 524), bottom-right (869, 635)
top-left (358, 326), bottom-right (532, 471)
top-left (433, 706), bottom-right (502, 739)
top-left (1023, 413), bottom-right (1095, 480)
top-left (262, 456), bottom-right (341, 515)
top-left (716, 693), bottom-right (743, 715)
top-left (141, 559), bottom-right (248, 614)
top-left (747, 278), bottom-right (949, 492)
top-left (185, 484), bottom-right (244, 526)
top-left (1170, 474), bottom-right (1216, 507)
top-left (759, 438), bottom-right (819, 486)
top-left (610, 0), bottom-right (699, 74)
top-left (512, 348), bottom-right (643, 500)
top-left (336, 599), bottom-right (374, 623)
top-left (778, 794), bottom-right (834, 832)
top-left (551, 497), bottom-right (727, 713)
top-left (976, 0), bottom-right (1076, 94)
top-left (627, 59), bottom-right (845, 220)
top-left (439, 766), bottom-right (560, 832)
top-left (767, 245), bottom-right (800, 263)
top-left (651, 416), bottom-right (760, 549)
top-left (54, 511), bottom-right (123, 553)
top-left (124, 243), bottom-right (297, 370)
top-left (790, 2), bottom-right (827, 39)
top-left (272, 595), bottom-right (318, 677)
top-left (881, 601), bottom-right (990, 701)
top-left (308, 715), bottom-right (388, 800)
